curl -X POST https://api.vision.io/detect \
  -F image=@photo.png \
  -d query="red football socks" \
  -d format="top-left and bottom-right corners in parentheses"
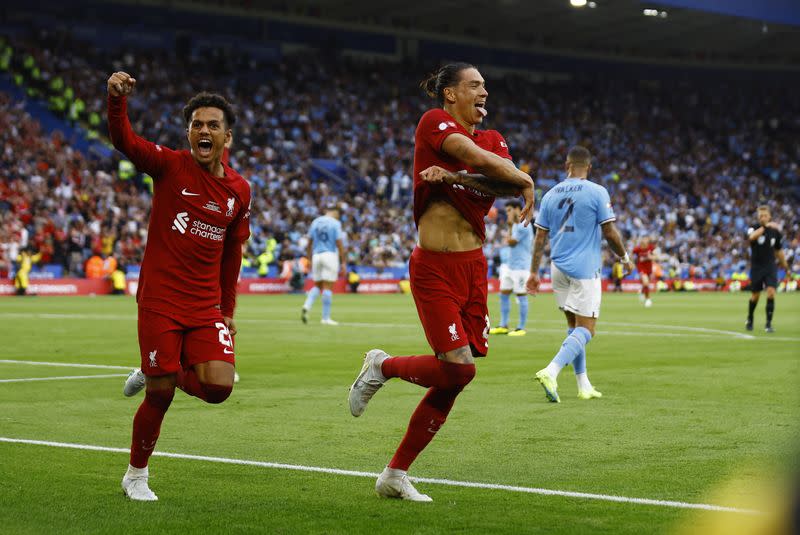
top-left (383, 357), bottom-right (477, 470)
top-left (643, 284), bottom-right (650, 298)
top-left (381, 355), bottom-right (476, 390)
top-left (130, 389), bottom-right (174, 468)
top-left (388, 387), bottom-right (460, 471)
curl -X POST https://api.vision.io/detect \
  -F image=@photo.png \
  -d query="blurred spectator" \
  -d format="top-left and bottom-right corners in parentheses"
top-left (0, 28), bottom-right (798, 283)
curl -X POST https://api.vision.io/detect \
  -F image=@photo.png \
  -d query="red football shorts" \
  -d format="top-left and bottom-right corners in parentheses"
top-left (137, 307), bottom-right (236, 376)
top-left (410, 246), bottom-right (490, 357)
top-left (637, 262), bottom-right (653, 277)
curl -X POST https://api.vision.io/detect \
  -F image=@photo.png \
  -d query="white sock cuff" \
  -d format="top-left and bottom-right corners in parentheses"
top-left (384, 466), bottom-right (407, 477)
top-left (126, 464), bottom-right (149, 477)
top-left (576, 372), bottom-right (592, 390)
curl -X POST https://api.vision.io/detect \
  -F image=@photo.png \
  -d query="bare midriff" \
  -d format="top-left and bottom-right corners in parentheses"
top-left (417, 200), bottom-right (482, 252)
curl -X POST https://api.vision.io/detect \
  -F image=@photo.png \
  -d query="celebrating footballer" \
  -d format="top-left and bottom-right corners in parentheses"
top-left (107, 71), bottom-right (251, 501)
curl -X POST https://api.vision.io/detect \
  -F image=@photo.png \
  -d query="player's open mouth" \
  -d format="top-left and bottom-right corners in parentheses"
top-left (197, 139), bottom-right (213, 156)
top-left (475, 102), bottom-right (487, 117)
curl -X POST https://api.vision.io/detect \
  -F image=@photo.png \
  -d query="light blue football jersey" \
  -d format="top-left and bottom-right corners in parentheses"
top-left (508, 222), bottom-right (533, 270)
top-left (499, 246), bottom-right (511, 267)
top-left (534, 178), bottom-right (615, 279)
top-left (309, 215), bottom-right (342, 255)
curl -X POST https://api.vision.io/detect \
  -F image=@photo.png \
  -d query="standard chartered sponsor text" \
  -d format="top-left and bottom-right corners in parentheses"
top-left (191, 219), bottom-right (225, 241)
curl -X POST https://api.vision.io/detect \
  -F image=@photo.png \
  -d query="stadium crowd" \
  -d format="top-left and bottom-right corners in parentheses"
top-left (1, 28), bottom-right (798, 282)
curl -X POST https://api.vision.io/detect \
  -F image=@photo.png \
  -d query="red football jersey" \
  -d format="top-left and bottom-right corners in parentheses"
top-left (413, 108), bottom-right (512, 242)
top-left (108, 96), bottom-right (251, 321)
top-left (633, 243), bottom-right (655, 265)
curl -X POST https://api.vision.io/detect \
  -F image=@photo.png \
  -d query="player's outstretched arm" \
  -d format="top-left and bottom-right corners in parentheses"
top-left (419, 166), bottom-right (535, 224)
top-left (442, 134), bottom-right (535, 223)
top-left (106, 71), bottom-right (169, 178)
top-left (441, 134), bottom-right (533, 189)
top-left (420, 167), bottom-right (520, 197)
top-left (602, 222), bottom-right (634, 275)
top-left (526, 229), bottom-right (548, 295)
top-left (220, 237), bottom-right (246, 333)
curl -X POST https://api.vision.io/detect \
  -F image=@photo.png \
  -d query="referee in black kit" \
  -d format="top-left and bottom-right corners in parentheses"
top-left (746, 205), bottom-right (790, 333)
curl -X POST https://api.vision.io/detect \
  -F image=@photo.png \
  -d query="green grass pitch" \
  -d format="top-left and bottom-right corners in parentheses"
top-left (1, 292), bottom-right (798, 534)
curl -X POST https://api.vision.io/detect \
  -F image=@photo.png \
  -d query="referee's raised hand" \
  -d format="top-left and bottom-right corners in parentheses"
top-left (107, 72), bottom-right (136, 97)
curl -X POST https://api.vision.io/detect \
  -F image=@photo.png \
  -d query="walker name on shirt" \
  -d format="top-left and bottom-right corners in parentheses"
top-left (554, 184), bottom-right (584, 193)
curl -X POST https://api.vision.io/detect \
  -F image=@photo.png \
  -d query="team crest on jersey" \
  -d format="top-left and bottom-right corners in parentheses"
top-left (757, 236), bottom-right (765, 245)
top-left (448, 323), bottom-right (460, 341)
top-left (500, 141), bottom-right (508, 148)
top-left (226, 197), bottom-right (235, 217)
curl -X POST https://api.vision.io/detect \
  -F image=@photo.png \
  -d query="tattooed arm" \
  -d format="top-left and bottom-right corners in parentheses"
top-left (419, 165), bottom-right (535, 223)
top-left (447, 172), bottom-right (523, 197)
top-left (419, 166), bottom-right (530, 197)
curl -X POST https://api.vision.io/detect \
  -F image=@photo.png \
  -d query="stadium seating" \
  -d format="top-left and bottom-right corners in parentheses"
top-left (0, 27), bottom-right (798, 282)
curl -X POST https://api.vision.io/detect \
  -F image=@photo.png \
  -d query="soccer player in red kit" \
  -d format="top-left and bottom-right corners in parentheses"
top-left (633, 237), bottom-right (655, 307)
top-left (107, 72), bottom-right (251, 501)
top-left (348, 63), bottom-right (534, 501)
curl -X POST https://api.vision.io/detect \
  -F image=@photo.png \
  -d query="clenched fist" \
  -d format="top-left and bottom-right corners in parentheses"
top-left (107, 71), bottom-right (137, 97)
top-left (419, 165), bottom-right (457, 184)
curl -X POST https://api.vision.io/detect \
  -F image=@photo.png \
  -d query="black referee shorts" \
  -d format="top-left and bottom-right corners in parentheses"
top-left (750, 265), bottom-right (778, 292)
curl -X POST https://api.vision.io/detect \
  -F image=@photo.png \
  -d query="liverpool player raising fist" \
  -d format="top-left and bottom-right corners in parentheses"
top-left (348, 63), bottom-right (534, 501)
top-left (107, 72), bottom-right (251, 501)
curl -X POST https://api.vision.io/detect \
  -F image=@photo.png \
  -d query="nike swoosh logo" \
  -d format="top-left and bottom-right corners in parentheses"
top-left (181, 188), bottom-right (200, 196)
top-left (223, 349), bottom-right (234, 355)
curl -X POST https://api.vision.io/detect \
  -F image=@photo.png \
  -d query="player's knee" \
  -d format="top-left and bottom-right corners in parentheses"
top-left (144, 388), bottom-right (175, 411)
top-left (202, 383), bottom-right (233, 404)
top-left (445, 362), bottom-right (476, 388)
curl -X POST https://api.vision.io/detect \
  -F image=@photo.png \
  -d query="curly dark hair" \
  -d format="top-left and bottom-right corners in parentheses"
top-left (182, 92), bottom-right (237, 128)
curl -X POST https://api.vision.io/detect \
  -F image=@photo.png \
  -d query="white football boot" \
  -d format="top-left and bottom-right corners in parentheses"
top-left (121, 466), bottom-right (158, 501)
top-left (375, 467), bottom-right (432, 502)
top-left (123, 369), bottom-right (146, 397)
top-left (348, 349), bottom-right (388, 417)
top-left (320, 318), bottom-right (339, 325)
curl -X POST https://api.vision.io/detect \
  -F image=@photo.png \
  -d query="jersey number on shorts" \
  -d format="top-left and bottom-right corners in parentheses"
top-left (482, 315), bottom-right (490, 341)
top-left (215, 322), bottom-right (234, 354)
top-left (557, 197), bottom-right (575, 233)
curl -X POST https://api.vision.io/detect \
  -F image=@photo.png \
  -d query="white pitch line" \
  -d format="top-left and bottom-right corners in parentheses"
top-left (0, 312), bottom-right (135, 320)
top-left (0, 374), bottom-right (128, 383)
top-left (0, 360), bottom-right (131, 370)
top-left (0, 437), bottom-right (761, 515)
top-left (601, 321), bottom-right (755, 340)
top-left (2, 312), bottom-right (796, 341)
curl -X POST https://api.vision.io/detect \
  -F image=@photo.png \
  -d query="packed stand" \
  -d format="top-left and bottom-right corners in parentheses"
top-left (1, 28), bottom-right (798, 282)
